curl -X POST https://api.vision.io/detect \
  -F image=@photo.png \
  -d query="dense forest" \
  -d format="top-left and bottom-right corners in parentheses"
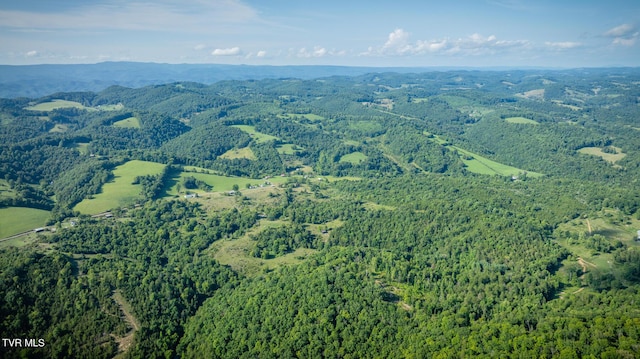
top-left (1, 68), bottom-right (640, 358)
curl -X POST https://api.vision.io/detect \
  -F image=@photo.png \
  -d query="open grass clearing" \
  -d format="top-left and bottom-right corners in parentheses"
top-left (453, 146), bottom-right (544, 177)
top-left (74, 160), bottom-right (166, 214)
top-left (210, 220), bottom-right (316, 276)
top-left (49, 124), bottom-right (69, 133)
top-left (113, 117), bottom-right (141, 128)
top-left (219, 146), bottom-right (256, 160)
top-left (276, 144), bottom-right (302, 155)
top-left (231, 125), bottom-right (279, 143)
top-left (0, 207), bottom-right (50, 238)
top-left (73, 142), bottom-right (90, 155)
top-left (578, 146), bottom-right (626, 164)
top-left (504, 117), bottom-right (539, 125)
top-left (279, 113), bottom-right (324, 121)
top-left (25, 99), bottom-right (89, 111)
top-left (339, 151), bottom-right (367, 164)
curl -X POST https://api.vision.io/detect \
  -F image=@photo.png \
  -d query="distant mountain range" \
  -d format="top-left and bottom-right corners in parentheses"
top-left (0, 62), bottom-right (432, 99)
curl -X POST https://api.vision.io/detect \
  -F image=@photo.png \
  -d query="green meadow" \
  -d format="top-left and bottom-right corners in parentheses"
top-left (113, 116), bottom-right (141, 128)
top-left (25, 100), bottom-right (89, 111)
top-left (166, 169), bottom-right (290, 196)
top-left (454, 146), bottom-right (544, 177)
top-left (74, 160), bottom-right (166, 214)
top-left (578, 147), bottom-right (626, 164)
top-left (339, 151), bottom-right (367, 164)
top-left (505, 116), bottom-right (539, 125)
top-left (0, 207), bottom-right (50, 238)
top-left (231, 125), bottom-right (279, 143)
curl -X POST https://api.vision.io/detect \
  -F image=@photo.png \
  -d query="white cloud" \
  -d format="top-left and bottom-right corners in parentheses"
top-left (194, 44), bottom-right (207, 51)
top-left (256, 50), bottom-right (267, 58)
top-left (25, 50), bottom-right (38, 57)
top-left (604, 24), bottom-right (635, 38)
top-left (604, 24), bottom-right (639, 47)
top-left (212, 47), bottom-right (241, 56)
top-left (545, 41), bottom-right (582, 50)
top-left (297, 46), bottom-right (328, 58)
top-left (364, 29), bottom-right (529, 57)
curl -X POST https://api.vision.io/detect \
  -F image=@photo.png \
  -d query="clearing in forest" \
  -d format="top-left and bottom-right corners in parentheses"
top-left (74, 160), bottom-right (166, 214)
top-left (578, 146), bottom-right (626, 164)
top-left (112, 116), bottom-right (141, 128)
top-left (453, 146), bottom-right (544, 177)
top-left (112, 290), bottom-right (141, 358)
top-left (219, 146), bottom-right (257, 160)
top-left (210, 220), bottom-right (316, 276)
top-left (25, 99), bottom-right (89, 111)
top-left (339, 152), bottom-right (368, 164)
top-left (505, 117), bottom-right (539, 125)
top-left (231, 125), bottom-right (279, 143)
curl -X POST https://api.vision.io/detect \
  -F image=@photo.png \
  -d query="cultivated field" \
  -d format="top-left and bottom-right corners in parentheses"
top-left (74, 160), bottom-right (166, 214)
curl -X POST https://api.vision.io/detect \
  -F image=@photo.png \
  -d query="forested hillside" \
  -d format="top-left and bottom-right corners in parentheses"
top-left (1, 68), bottom-right (639, 358)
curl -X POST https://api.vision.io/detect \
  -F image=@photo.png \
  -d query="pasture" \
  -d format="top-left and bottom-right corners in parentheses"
top-left (210, 220), bottom-right (316, 276)
top-left (74, 160), bottom-right (166, 214)
top-left (219, 147), bottom-right (257, 160)
top-left (113, 116), bottom-right (141, 128)
top-left (231, 125), bottom-right (279, 143)
top-left (339, 152), bottom-right (367, 164)
top-left (505, 117), bottom-right (539, 125)
top-left (25, 99), bottom-right (89, 111)
top-left (276, 144), bottom-right (302, 155)
top-left (454, 146), bottom-right (544, 177)
top-left (0, 207), bottom-right (50, 238)
top-left (578, 147), bottom-right (626, 164)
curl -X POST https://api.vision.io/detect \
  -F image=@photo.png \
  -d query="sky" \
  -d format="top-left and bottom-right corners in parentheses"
top-left (0, 0), bottom-right (639, 68)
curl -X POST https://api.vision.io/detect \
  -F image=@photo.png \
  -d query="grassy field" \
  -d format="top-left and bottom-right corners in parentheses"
top-left (232, 125), bottom-right (279, 143)
top-left (0, 207), bottom-right (50, 238)
top-left (578, 146), bottom-right (626, 164)
top-left (113, 117), bottom-right (141, 128)
top-left (210, 220), bottom-right (316, 276)
top-left (555, 211), bottom-right (640, 277)
top-left (339, 152), bottom-right (367, 164)
top-left (165, 169), bottom-right (291, 196)
top-left (279, 113), bottom-right (324, 121)
top-left (74, 160), bottom-right (166, 214)
top-left (276, 144), bottom-right (302, 155)
top-left (505, 117), bottom-right (539, 125)
top-left (453, 146), bottom-right (544, 177)
top-left (25, 100), bottom-right (89, 111)
top-left (219, 147), bottom-right (257, 160)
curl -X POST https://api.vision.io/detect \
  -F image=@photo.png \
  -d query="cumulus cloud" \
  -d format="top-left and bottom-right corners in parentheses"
top-left (297, 46), bottom-right (329, 58)
top-left (364, 29), bottom-right (529, 57)
top-left (25, 50), bottom-right (38, 57)
top-left (604, 24), bottom-right (639, 46)
top-left (256, 50), bottom-right (267, 58)
top-left (212, 47), bottom-right (241, 56)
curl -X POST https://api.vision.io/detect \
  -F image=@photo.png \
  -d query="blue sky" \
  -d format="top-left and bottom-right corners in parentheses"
top-left (1, 0), bottom-right (639, 67)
